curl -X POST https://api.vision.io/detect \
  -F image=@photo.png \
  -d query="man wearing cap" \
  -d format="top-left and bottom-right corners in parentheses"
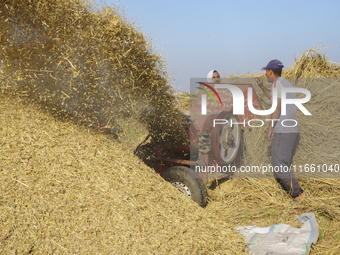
top-left (255, 59), bottom-right (306, 202)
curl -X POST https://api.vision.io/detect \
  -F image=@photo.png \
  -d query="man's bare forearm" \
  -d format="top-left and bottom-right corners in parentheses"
top-left (270, 98), bottom-right (281, 127)
top-left (259, 85), bottom-right (271, 99)
top-left (270, 107), bottom-right (281, 127)
top-left (255, 77), bottom-right (271, 99)
top-left (266, 101), bottom-right (281, 140)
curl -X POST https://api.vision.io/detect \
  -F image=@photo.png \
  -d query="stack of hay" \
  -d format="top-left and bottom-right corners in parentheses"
top-left (0, 0), bottom-right (188, 146)
top-left (0, 93), bottom-right (246, 254)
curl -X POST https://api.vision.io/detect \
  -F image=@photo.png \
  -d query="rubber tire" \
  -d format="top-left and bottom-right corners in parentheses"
top-left (161, 166), bottom-right (207, 207)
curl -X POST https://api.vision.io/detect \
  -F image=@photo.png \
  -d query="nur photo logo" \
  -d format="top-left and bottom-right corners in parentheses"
top-left (200, 84), bottom-right (311, 116)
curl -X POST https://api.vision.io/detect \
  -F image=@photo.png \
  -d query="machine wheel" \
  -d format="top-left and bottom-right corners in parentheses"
top-left (211, 111), bottom-right (242, 164)
top-left (161, 166), bottom-right (207, 207)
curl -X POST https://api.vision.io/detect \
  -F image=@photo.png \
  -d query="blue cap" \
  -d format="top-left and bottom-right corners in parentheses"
top-left (261, 59), bottom-right (284, 70)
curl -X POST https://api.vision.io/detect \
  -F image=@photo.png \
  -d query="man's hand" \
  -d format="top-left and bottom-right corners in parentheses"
top-left (255, 77), bottom-right (263, 88)
top-left (255, 77), bottom-right (271, 99)
top-left (266, 126), bottom-right (273, 141)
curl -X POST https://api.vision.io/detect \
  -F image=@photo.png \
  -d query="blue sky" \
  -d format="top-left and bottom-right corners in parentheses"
top-left (99, 0), bottom-right (340, 91)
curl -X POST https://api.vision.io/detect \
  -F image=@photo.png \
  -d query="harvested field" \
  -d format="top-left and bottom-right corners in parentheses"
top-left (0, 0), bottom-right (339, 253)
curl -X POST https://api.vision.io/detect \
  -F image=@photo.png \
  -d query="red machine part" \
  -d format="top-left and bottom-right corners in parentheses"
top-left (191, 82), bottom-right (262, 133)
top-left (211, 111), bottom-right (242, 164)
top-left (154, 83), bottom-right (263, 182)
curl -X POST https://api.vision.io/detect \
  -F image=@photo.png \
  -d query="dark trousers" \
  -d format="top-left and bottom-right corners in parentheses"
top-left (271, 133), bottom-right (303, 198)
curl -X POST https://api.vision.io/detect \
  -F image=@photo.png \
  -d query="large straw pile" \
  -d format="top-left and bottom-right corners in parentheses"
top-left (284, 48), bottom-right (340, 78)
top-left (0, 93), bottom-right (247, 254)
top-left (0, 0), bottom-right (188, 145)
